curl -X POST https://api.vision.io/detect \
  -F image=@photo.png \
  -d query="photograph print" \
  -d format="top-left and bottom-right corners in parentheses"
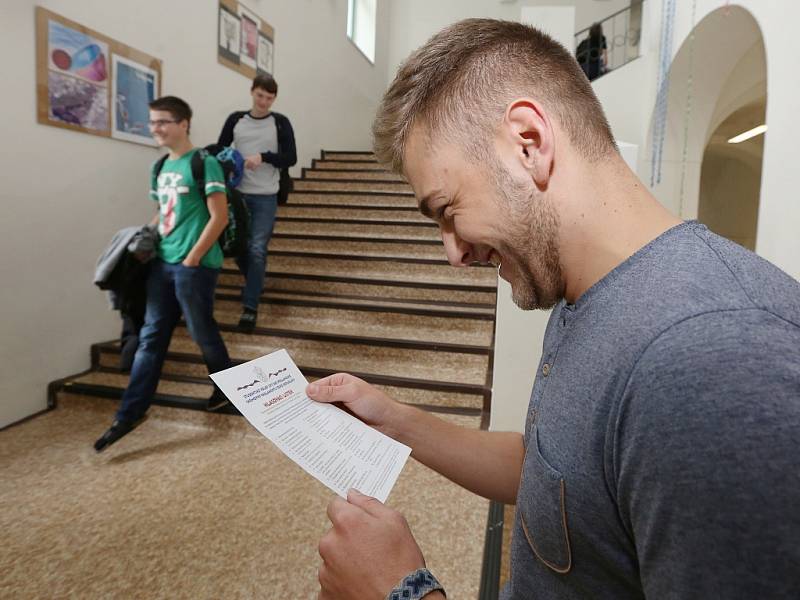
top-left (257, 33), bottom-right (273, 76)
top-left (238, 5), bottom-right (260, 69)
top-left (111, 55), bottom-right (159, 146)
top-left (218, 4), bottom-right (241, 64)
top-left (46, 19), bottom-right (109, 132)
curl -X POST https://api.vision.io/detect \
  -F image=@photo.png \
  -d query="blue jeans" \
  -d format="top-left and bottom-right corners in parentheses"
top-left (116, 260), bottom-right (231, 422)
top-left (236, 193), bottom-right (278, 310)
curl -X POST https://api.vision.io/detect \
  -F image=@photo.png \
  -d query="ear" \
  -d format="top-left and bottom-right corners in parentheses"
top-left (501, 98), bottom-right (555, 187)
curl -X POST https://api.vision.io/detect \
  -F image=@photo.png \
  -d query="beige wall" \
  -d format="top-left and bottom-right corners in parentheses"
top-left (0, 0), bottom-right (390, 427)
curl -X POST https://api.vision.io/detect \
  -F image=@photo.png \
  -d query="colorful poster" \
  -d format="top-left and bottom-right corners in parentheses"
top-left (47, 19), bottom-right (109, 131)
top-left (48, 20), bottom-right (109, 85)
top-left (218, 5), bottom-right (241, 64)
top-left (111, 55), bottom-right (158, 146)
top-left (47, 71), bottom-right (108, 131)
top-left (238, 6), bottom-right (260, 69)
top-left (257, 33), bottom-right (273, 75)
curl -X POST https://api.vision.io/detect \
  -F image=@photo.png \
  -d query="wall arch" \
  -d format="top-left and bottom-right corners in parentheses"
top-left (644, 5), bottom-right (764, 222)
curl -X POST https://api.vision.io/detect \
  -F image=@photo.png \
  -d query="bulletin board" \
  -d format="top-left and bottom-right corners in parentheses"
top-left (35, 6), bottom-right (162, 146)
top-left (217, 0), bottom-right (275, 79)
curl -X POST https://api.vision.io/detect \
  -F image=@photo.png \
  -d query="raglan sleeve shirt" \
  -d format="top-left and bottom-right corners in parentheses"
top-left (260, 114), bottom-right (297, 169)
top-left (217, 112), bottom-right (242, 148)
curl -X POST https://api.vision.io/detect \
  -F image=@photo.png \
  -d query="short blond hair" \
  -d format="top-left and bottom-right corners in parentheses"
top-left (373, 19), bottom-right (616, 172)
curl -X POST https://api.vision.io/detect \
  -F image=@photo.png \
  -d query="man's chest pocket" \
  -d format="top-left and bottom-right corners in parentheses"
top-left (518, 424), bottom-right (573, 574)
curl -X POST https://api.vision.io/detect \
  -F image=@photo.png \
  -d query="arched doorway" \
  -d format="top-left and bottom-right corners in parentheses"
top-left (698, 96), bottom-right (765, 250)
top-left (646, 4), bottom-right (766, 244)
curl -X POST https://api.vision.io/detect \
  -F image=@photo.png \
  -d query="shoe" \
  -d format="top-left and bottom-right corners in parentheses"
top-left (238, 308), bottom-right (257, 333)
top-left (207, 390), bottom-right (230, 412)
top-left (93, 416), bottom-right (148, 453)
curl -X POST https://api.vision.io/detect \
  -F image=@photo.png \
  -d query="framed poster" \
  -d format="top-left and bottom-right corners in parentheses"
top-left (256, 33), bottom-right (272, 75)
top-left (257, 33), bottom-right (273, 76)
top-left (36, 7), bottom-right (162, 145)
top-left (218, 4), bottom-right (241, 64)
top-left (217, 1), bottom-right (275, 80)
top-left (238, 5), bottom-right (260, 69)
top-left (45, 17), bottom-right (110, 133)
top-left (112, 54), bottom-right (158, 145)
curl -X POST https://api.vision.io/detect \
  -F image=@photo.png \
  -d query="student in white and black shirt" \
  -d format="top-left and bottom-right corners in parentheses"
top-left (218, 75), bottom-right (297, 332)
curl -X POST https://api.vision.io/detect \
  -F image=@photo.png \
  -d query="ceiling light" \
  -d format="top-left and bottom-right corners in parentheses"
top-left (728, 124), bottom-right (767, 144)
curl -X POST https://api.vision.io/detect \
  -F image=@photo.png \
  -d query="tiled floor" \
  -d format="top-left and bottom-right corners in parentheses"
top-left (0, 394), bottom-right (489, 599)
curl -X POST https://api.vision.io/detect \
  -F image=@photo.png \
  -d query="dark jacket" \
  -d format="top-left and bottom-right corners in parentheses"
top-left (217, 110), bottom-right (297, 169)
top-left (94, 224), bottom-right (158, 325)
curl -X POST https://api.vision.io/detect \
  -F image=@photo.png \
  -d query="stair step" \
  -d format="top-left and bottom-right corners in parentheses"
top-left (293, 179), bottom-right (411, 194)
top-left (215, 288), bottom-right (495, 317)
top-left (273, 220), bottom-right (440, 241)
top-left (303, 169), bottom-right (405, 182)
top-left (312, 160), bottom-right (391, 171)
top-left (286, 193), bottom-right (416, 208)
top-left (278, 205), bottom-right (429, 222)
top-left (48, 145), bottom-right (496, 430)
top-left (211, 298), bottom-right (494, 346)
top-left (268, 237), bottom-right (446, 261)
top-left (322, 151), bottom-right (377, 161)
top-left (245, 274), bottom-right (496, 305)
top-left (95, 333), bottom-right (490, 387)
top-left (219, 256), bottom-right (496, 287)
top-left (63, 370), bottom-right (484, 413)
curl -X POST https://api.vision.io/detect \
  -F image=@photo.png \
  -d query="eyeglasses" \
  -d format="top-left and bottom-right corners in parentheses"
top-left (148, 119), bottom-right (178, 128)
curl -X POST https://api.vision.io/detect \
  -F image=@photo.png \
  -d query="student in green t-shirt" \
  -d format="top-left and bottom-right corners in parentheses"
top-left (94, 96), bottom-right (233, 453)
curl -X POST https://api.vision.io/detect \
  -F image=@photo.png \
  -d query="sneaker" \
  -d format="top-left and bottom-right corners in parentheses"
top-left (238, 308), bottom-right (258, 333)
top-left (207, 390), bottom-right (230, 412)
top-left (93, 416), bottom-right (148, 453)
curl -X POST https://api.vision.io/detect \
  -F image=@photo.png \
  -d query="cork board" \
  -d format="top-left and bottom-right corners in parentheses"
top-left (217, 0), bottom-right (275, 80)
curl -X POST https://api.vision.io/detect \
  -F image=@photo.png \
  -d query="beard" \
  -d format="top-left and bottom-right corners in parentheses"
top-left (487, 154), bottom-right (564, 310)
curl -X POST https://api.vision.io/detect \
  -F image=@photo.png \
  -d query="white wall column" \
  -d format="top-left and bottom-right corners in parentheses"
top-left (489, 6), bottom-right (576, 433)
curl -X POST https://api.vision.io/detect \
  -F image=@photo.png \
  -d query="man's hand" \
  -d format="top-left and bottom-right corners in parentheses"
top-left (182, 255), bottom-right (201, 267)
top-left (318, 489), bottom-right (426, 600)
top-left (306, 373), bottom-right (398, 434)
top-left (244, 154), bottom-right (263, 170)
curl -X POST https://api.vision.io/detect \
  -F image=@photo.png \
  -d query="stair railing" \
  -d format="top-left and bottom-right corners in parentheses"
top-left (573, 0), bottom-right (644, 81)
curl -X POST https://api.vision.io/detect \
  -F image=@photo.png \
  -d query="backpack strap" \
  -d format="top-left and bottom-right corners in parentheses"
top-left (151, 154), bottom-right (170, 198)
top-left (190, 149), bottom-right (207, 200)
top-left (153, 154), bottom-right (169, 176)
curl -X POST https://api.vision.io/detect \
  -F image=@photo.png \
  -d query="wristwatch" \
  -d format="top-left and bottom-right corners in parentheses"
top-left (386, 568), bottom-right (446, 600)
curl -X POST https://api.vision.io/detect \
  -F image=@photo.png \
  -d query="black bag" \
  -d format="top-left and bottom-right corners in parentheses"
top-left (153, 146), bottom-right (250, 259)
top-left (278, 168), bottom-right (293, 205)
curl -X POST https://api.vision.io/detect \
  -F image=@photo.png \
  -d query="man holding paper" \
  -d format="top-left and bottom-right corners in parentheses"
top-left (308, 18), bottom-right (800, 600)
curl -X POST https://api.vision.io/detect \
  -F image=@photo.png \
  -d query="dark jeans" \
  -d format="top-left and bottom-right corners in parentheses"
top-left (236, 193), bottom-right (278, 310)
top-left (115, 259), bottom-right (231, 422)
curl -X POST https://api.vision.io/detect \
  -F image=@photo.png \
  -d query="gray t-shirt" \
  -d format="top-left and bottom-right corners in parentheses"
top-left (501, 221), bottom-right (800, 599)
top-left (233, 112), bottom-right (279, 195)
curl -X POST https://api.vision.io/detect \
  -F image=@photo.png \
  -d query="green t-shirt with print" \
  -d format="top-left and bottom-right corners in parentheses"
top-left (149, 149), bottom-right (227, 269)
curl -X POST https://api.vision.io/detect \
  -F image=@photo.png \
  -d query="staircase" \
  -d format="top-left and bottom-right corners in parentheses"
top-left (52, 150), bottom-right (498, 420)
top-left (38, 150), bottom-right (501, 598)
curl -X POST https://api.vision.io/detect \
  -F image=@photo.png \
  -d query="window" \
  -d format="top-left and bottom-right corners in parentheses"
top-left (347, 0), bottom-right (376, 63)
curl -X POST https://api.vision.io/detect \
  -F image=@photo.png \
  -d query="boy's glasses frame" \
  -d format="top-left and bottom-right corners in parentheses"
top-left (148, 119), bottom-right (178, 128)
